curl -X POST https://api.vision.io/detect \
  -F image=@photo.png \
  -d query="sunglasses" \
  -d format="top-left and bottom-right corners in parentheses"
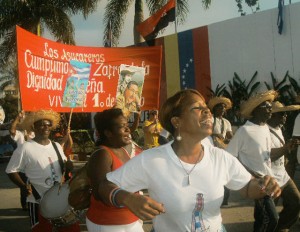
top-left (258, 102), bottom-right (272, 109)
top-left (35, 121), bottom-right (52, 128)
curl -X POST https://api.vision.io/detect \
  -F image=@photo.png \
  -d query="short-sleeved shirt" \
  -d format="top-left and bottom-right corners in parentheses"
top-left (268, 125), bottom-right (290, 187)
top-left (212, 117), bottom-right (232, 139)
top-left (6, 140), bottom-right (66, 203)
top-left (226, 120), bottom-right (273, 177)
top-left (292, 113), bottom-right (300, 163)
top-left (107, 142), bottom-right (251, 231)
top-left (11, 130), bottom-right (25, 147)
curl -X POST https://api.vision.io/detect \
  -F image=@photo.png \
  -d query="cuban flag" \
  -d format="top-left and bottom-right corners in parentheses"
top-left (62, 60), bottom-right (91, 108)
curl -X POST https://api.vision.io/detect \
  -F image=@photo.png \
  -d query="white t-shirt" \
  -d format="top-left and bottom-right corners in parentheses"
top-left (11, 130), bottom-right (25, 146)
top-left (292, 113), bottom-right (300, 163)
top-left (212, 117), bottom-right (232, 139)
top-left (6, 140), bottom-right (66, 203)
top-left (226, 120), bottom-right (273, 177)
top-left (268, 125), bottom-right (290, 187)
top-left (201, 136), bottom-right (214, 147)
top-left (0, 105), bottom-right (5, 124)
top-left (159, 128), bottom-right (170, 139)
top-left (107, 142), bottom-right (251, 232)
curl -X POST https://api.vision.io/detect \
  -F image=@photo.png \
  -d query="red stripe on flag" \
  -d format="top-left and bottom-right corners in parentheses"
top-left (136, 0), bottom-right (175, 38)
top-left (193, 26), bottom-right (211, 101)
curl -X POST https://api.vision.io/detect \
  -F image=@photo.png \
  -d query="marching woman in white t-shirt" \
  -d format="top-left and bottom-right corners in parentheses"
top-left (97, 89), bottom-right (281, 232)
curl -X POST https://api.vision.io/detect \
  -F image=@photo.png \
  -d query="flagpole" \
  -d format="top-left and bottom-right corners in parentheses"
top-left (109, 20), bottom-right (113, 47)
top-left (175, 0), bottom-right (178, 34)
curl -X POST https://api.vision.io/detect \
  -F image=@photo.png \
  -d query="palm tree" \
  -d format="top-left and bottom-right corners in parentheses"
top-left (236, 0), bottom-right (260, 16)
top-left (0, 59), bottom-right (18, 92)
top-left (265, 71), bottom-right (293, 105)
top-left (207, 83), bottom-right (227, 99)
top-left (102, 0), bottom-right (212, 46)
top-left (222, 71), bottom-right (260, 126)
top-left (0, 0), bottom-right (99, 65)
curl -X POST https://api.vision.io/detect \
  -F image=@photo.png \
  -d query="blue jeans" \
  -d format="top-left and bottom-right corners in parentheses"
top-left (254, 196), bottom-right (279, 232)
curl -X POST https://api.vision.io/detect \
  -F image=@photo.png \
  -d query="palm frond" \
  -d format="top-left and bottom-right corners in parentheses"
top-left (42, 7), bottom-right (75, 44)
top-left (0, 0), bottom-right (94, 64)
top-left (288, 76), bottom-right (300, 94)
top-left (275, 73), bottom-right (288, 90)
top-left (248, 81), bottom-right (260, 97)
top-left (103, 0), bottom-right (131, 46)
top-left (202, 0), bottom-right (212, 9)
top-left (246, 71), bottom-right (258, 90)
top-left (264, 81), bottom-right (271, 90)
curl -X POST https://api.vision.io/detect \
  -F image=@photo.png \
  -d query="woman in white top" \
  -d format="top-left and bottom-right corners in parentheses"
top-left (97, 89), bottom-right (281, 232)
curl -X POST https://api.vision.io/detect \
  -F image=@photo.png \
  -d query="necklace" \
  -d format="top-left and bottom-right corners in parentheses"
top-left (177, 148), bottom-right (203, 186)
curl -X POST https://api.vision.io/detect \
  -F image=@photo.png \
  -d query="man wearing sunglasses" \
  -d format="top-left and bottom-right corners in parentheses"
top-left (226, 90), bottom-right (280, 232)
top-left (268, 101), bottom-right (300, 232)
top-left (6, 110), bottom-right (77, 232)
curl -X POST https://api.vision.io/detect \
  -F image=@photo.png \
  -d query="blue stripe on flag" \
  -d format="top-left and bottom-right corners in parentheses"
top-left (178, 30), bottom-right (196, 89)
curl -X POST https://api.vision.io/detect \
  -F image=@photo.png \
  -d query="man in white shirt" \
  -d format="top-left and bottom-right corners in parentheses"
top-left (208, 96), bottom-right (233, 206)
top-left (9, 111), bottom-right (35, 211)
top-left (6, 110), bottom-right (77, 232)
top-left (292, 112), bottom-right (300, 165)
top-left (268, 101), bottom-right (300, 231)
top-left (226, 90), bottom-right (279, 231)
top-left (208, 96), bottom-right (233, 147)
top-left (0, 105), bottom-right (5, 125)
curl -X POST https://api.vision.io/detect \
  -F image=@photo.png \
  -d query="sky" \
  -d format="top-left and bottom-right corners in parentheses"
top-left (47, 0), bottom-right (299, 47)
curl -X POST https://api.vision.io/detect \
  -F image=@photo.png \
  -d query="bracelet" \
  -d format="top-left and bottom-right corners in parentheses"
top-left (109, 187), bottom-right (120, 206)
top-left (111, 188), bottom-right (125, 208)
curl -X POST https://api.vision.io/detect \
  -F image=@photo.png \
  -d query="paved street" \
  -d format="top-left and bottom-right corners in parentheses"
top-left (1, 159), bottom-right (300, 232)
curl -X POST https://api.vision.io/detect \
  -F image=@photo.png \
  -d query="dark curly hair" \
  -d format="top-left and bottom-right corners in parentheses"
top-left (94, 108), bottom-right (124, 145)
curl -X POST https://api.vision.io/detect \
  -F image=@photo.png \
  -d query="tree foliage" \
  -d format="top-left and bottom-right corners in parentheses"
top-left (102, 0), bottom-right (203, 46)
top-left (0, 0), bottom-right (98, 65)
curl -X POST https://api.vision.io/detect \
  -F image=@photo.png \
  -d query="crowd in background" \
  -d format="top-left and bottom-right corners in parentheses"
top-left (1, 88), bottom-right (300, 232)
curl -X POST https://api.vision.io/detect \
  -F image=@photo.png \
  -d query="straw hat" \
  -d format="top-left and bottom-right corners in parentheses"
top-left (272, 101), bottom-right (300, 113)
top-left (20, 109), bottom-right (60, 131)
top-left (207, 96), bottom-right (232, 111)
top-left (120, 70), bottom-right (135, 76)
top-left (240, 90), bottom-right (278, 119)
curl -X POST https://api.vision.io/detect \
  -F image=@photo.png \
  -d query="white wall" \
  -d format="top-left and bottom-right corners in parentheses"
top-left (208, 2), bottom-right (300, 92)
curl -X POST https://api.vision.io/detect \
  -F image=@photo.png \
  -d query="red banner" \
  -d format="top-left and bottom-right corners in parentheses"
top-left (16, 26), bottom-right (162, 112)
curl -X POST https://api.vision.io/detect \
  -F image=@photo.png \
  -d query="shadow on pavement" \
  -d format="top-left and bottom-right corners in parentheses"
top-left (224, 221), bottom-right (254, 232)
top-left (0, 208), bottom-right (30, 232)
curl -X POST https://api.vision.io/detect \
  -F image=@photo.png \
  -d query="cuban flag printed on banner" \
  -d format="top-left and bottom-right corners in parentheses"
top-left (62, 60), bottom-right (91, 108)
